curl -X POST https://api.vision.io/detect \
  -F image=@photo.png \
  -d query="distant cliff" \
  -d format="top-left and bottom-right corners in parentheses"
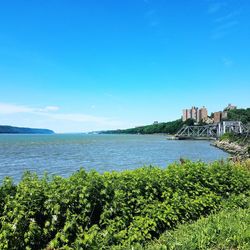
top-left (0, 125), bottom-right (54, 134)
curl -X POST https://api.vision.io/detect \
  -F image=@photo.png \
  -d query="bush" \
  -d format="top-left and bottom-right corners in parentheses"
top-left (0, 161), bottom-right (249, 249)
top-left (220, 132), bottom-right (250, 146)
top-left (139, 197), bottom-right (250, 250)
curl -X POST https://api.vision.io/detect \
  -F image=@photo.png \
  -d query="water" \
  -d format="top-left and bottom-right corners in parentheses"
top-left (0, 134), bottom-right (228, 182)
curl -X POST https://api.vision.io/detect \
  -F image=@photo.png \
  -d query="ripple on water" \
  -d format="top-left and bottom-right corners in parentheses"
top-left (0, 134), bottom-right (228, 182)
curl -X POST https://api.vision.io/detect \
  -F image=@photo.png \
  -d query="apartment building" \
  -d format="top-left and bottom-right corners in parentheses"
top-left (182, 106), bottom-right (208, 123)
top-left (198, 106), bottom-right (208, 122)
top-left (213, 111), bottom-right (222, 123)
top-left (213, 104), bottom-right (237, 123)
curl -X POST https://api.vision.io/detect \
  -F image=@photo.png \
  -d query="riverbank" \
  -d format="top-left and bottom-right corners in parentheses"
top-left (212, 133), bottom-right (250, 160)
top-left (0, 160), bottom-right (249, 249)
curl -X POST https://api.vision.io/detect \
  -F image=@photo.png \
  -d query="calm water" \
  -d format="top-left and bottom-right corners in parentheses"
top-left (0, 134), bottom-right (228, 182)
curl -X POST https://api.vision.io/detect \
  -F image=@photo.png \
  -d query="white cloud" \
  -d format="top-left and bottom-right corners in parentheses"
top-left (214, 11), bottom-right (240, 23)
top-left (208, 2), bottom-right (226, 14)
top-left (0, 102), bottom-right (125, 132)
top-left (206, 1), bottom-right (240, 40)
top-left (211, 20), bottom-right (239, 40)
top-left (222, 57), bottom-right (233, 67)
top-left (149, 21), bottom-right (159, 27)
top-left (39, 106), bottom-right (60, 112)
top-left (0, 103), bottom-right (60, 114)
top-left (215, 20), bottom-right (239, 31)
top-left (44, 113), bottom-right (123, 126)
top-left (0, 103), bottom-right (33, 114)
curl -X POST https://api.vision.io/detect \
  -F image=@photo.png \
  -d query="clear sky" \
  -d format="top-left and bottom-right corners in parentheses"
top-left (0, 0), bottom-right (249, 133)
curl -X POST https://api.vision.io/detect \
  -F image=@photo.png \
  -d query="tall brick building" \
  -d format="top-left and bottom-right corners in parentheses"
top-left (213, 104), bottom-right (237, 123)
top-left (213, 111), bottom-right (222, 123)
top-left (198, 106), bottom-right (208, 122)
top-left (182, 106), bottom-right (208, 123)
top-left (182, 109), bottom-right (191, 121)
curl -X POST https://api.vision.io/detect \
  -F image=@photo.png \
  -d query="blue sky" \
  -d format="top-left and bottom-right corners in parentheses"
top-left (0, 0), bottom-right (249, 132)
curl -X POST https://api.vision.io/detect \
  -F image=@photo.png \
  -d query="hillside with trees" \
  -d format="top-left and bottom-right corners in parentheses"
top-left (0, 125), bottom-right (54, 134)
top-left (100, 119), bottom-right (197, 135)
top-left (226, 108), bottom-right (250, 124)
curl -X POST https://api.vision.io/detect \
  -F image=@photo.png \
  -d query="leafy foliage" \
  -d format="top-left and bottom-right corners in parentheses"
top-left (226, 108), bottom-right (250, 124)
top-left (128, 195), bottom-right (250, 250)
top-left (102, 119), bottom-right (185, 134)
top-left (0, 161), bottom-right (249, 249)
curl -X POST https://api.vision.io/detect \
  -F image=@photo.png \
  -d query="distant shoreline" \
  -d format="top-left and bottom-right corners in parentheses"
top-left (0, 125), bottom-right (54, 134)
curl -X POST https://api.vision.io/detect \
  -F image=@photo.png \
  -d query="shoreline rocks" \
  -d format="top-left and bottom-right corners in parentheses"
top-left (212, 139), bottom-right (249, 160)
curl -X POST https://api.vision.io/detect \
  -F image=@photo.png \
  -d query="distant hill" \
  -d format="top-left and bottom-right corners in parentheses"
top-left (100, 119), bottom-right (189, 135)
top-left (0, 125), bottom-right (55, 134)
top-left (100, 108), bottom-right (250, 135)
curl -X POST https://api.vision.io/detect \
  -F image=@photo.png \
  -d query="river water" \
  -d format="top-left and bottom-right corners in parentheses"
top-left (0, 134), bottom-right (228, 182)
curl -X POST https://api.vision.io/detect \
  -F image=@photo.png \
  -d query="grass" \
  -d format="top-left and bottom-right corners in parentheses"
top-left (114, 196), bottom-right (250, 250)
top-left (147, 207), bottom-right (250, 250)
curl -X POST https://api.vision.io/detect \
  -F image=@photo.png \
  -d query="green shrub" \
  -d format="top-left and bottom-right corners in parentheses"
top-left (0, 161), bottom-right (249, 249)
top-left (138, 198), bottom-right (250, 250)
top-left (220, 132), bottom-right (250, 146)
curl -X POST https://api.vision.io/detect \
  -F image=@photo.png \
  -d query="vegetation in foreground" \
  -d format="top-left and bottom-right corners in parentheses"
top-left (114, 196), bottom-right (250, 250)
top-left (0, 160), bottom-right (249, 249)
